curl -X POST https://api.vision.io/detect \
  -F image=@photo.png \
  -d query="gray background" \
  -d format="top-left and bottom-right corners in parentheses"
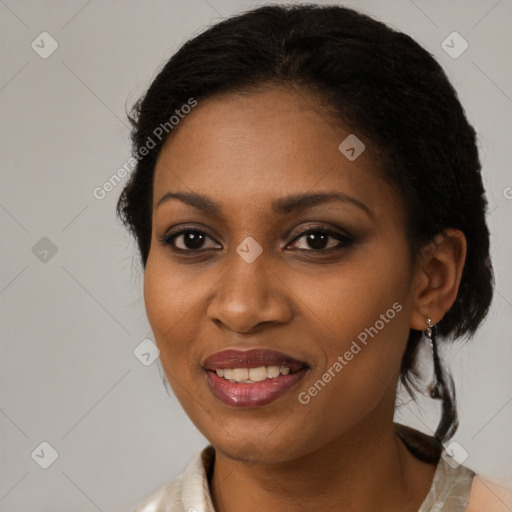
top-left (1, 0), bottom-right (511, 510)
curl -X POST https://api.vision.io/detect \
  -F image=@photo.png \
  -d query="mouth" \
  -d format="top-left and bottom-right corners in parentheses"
top-left (202, 349), bottom-right (309, 407)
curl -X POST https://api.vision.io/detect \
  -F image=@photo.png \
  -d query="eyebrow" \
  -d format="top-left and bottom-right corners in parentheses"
top-left (156, 190), bottom-right (372, 218)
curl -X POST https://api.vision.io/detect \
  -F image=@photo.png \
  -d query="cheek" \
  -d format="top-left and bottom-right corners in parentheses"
top-left (143, 256), bottom-right (197, 361)
top-left (143, 251), bottom-right (227, 386)
top-left (294, 300), bottom-right (409, 443)
top-left (293, 249), bottom-right (411, 412)
top-left (295, 244), bottom-right (410, 346)
top-left (143, 259), bottom-right (206, 413)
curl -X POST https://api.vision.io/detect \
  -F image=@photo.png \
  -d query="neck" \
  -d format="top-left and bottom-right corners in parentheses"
top-left (209, 420), bottom-right (436, 512)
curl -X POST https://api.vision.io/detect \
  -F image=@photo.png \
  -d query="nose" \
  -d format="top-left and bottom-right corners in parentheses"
top-left (206, 248), bottom-right (293, 334)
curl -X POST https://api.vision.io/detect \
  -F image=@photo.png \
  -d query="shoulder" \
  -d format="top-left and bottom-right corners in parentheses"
top-left (132, 475), bottom-right (184, 512)
top-left (131, 445), bottom-right (215, 512)
top-left (466, 475), bottom-right (512, 512)
top-left (394, 423), bottom-right (512, 512)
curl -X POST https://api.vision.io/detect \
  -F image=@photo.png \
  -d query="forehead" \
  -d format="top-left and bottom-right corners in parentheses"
top-left (152, 87), bottom-right (401, 222)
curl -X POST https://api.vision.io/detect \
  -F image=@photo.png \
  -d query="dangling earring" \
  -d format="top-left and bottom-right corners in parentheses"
top-left (425, 318), bottom-right (442, 399)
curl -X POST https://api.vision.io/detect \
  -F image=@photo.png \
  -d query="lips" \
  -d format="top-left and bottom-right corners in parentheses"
top-left (202, 348), bottom-right (307, 372)
top-left (202, 349), bottom-right (309, 408)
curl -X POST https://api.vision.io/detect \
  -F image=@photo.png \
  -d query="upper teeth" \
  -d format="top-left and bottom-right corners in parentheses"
top-left (216, 366), bottom-right (291, 383)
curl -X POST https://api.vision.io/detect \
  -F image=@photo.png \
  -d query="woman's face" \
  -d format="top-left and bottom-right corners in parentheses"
top-left (144, 86), bottom-right (420, 463)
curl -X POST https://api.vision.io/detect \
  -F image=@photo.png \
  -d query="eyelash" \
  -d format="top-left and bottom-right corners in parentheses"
top-left (158, 226), bottom-right (353, 255)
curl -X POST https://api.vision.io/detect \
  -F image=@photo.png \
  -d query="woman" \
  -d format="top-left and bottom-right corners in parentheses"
top-left (117, 4), bottom-right (511, 511)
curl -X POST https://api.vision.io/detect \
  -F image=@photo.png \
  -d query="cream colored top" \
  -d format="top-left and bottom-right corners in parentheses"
top-left (133, 427), bottom-right (512, 512)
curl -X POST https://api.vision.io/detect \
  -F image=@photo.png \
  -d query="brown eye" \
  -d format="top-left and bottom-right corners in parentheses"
top-left (289, 228), bottom-right (353, 251)
top-left (160, 229), bottom-right (221, 251)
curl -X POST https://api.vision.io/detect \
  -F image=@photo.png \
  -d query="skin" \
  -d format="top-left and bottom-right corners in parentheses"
top-left (143, 86), bottom-right (467, 512)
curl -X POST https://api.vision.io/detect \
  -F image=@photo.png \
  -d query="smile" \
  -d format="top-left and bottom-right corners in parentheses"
top-left (202, 349), bottom-right (309, 407)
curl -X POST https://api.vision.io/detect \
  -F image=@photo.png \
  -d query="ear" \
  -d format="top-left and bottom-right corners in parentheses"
top-left (410, 228), bottom-right (467, 331)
